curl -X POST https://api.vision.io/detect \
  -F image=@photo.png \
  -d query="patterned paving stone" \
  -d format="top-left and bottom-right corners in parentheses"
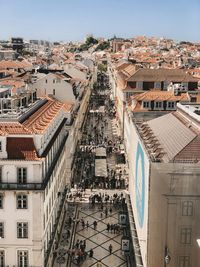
top-left (101, 239), bottom-right (121, 253)
top-left (67, 204), bottom-right (128, 267)
top-left (89, 232), bottom-right (109, 245)
top-left (92, 246), bottom-right (109, 261)
top-left (102, 253), bottom-right (125, 267)
top-left (113, 249), bottom-right (125, 259)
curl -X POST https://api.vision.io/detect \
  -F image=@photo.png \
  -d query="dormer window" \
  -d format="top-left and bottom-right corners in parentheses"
top-left (143, 101), bottom-right (150, 108)
top-left (167, 101), bottom-right (175, 109)
top-left (154, 101), bottom-right (163, 109)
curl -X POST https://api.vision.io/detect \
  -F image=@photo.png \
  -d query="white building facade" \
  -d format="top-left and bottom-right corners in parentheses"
top-left (124, 104), bottom-right (200, 267)
top-left (0, 98), bottom-right (70, 267)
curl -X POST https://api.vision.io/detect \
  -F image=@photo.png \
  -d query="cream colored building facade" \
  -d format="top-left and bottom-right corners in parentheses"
top-left (124, 104), bottom-right (200, 267)
top-left (0, 98), bottom-right (70, 267)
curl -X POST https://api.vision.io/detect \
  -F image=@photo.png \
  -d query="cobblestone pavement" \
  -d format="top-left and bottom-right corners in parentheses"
top-left (54, 199), bottom-right (128, 267)
top-left (70, 203), bottom-right (127, 267)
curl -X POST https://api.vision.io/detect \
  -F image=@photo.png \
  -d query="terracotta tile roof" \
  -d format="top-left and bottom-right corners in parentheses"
top-left (127, 68), bottom-right (198, 82)
top-left (0, 79), bottom-right (25, 93)
top-left (0, 122), bottom-right (32, 135)
top-left (119, 65), bottom-right (136, 79)
top-left (0, 60), bottom-right (30, 70)
top-left (6, 137), bottom-right (39, 160)
top-left (174, 135), bottom-right (200, 162)
top-left (23, 99), bottom-right (64, 134)
top-left (132, 90), bottom-right (189, 102)
top-left (115, 62), bottom-right (132, 71)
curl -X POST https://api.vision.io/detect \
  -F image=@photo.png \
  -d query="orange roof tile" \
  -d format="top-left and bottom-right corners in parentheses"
top-left (131, 90), bottom-right (189, 102)
top-left (23, 99), bottom-right (64, 134)
top-left (0, 122), bottom-right (32, 135)
top-left (6, 137), bottom-right (39, 160)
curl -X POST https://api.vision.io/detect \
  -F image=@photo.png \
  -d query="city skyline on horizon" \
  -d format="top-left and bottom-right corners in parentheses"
top-left (0, 0), bottom-right (199, 43)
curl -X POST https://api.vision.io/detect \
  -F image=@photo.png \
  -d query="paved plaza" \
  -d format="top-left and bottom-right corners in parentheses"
top-left (54, 197), bottom-right (129, 267)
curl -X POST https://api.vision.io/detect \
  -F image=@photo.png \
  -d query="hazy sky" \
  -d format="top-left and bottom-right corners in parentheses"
top-left (0, 0), bottom-right (199, 42)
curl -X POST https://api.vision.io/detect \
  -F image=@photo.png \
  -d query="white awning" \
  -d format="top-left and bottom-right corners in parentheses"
top-left (95, 147), bottom-right (106, 158)
top-left (95, 159), bottom-right (108, 177)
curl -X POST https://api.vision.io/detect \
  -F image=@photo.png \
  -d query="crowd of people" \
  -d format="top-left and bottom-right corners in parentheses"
top-left (71, 72), bottom-right (128, 192)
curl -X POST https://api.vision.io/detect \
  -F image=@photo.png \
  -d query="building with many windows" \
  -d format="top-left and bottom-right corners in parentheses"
top-left (124, 102), bottom-right (200, 267)
top-left (108, 60), bottom-right (198, 126)
top-left (0, 97), bottom-right (72, 266)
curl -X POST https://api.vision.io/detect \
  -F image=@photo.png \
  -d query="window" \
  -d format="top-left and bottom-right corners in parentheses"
top-left (136, 81), bottom-right (143, 89)
top-left (128, 82), bottom-right (136, 88)
top-left (0, 142), bottom-right (2, 152)
top-left (53, 79), bottom-right (55, 83)
top-left (17, 195), bottom-right (28, 209)
top-left (53, 89), bottom-right (55, 95)
top-left (17, 222), bottom-right (28, 238)
top-left (154, 82), bottom-right (161, 89)
top-left (180, 228), bottom-right (192, 244)
top-left (17, 251), bottom-right (28, 267)
top-left (143, 101), bottom-right (150, 108)
top-left (0, 251), bottom-right (5, 267)
top-left (0, 194), bottom-right (3, 209)
top-left (0, 222), bottom-right (4, 238)
top-left (155, 101), bottom-right (163, 109)
top-left (125, 92), bottom-right (133, 101)
top-left (168, 101), bottom-right (175, 109)
top-left (179, 256), bottom-right (190, 267)
top-left (17, 168), bottom-right (27, 184)
top-left (45, 79), bottom-right (47, 83)
top-left (182, 201), bottom-right (193, 216)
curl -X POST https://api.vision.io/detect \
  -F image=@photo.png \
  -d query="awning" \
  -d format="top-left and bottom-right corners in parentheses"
top-left (95, 147), bottom-right (106, 158)
top-left (95, 159), bottom-right (108, 177)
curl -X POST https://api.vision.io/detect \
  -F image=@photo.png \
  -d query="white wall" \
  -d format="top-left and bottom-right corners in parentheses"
top-left (125, 113), bottom-right (150, 267)
top-left (31, 73), bottom-right (76, 103)
top-left (0, 161), bottom-right (42, 183)
top-left (0, 191), bottom-right (43, 266)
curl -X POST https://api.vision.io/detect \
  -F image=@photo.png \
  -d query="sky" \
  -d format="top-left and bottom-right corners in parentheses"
top-left (0, 0), bottom-right (200, 42)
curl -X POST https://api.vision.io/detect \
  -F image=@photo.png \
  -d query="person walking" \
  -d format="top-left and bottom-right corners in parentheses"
top-left (105, 208), bottom-right (108, 218)
top-left (89, 248), bottom-right (94, 258)
top-left (81, 219), bottom-right (85, 229)
top-left (109, 244), bottom-right (113, 254)
top-left (93, 220), bottom-right (97, 230)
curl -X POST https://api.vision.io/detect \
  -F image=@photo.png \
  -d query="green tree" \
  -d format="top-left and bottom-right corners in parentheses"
top-left (86, 36), bottom-right (98, 46)
top-left (95, 41), bottom-right (110, 51)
